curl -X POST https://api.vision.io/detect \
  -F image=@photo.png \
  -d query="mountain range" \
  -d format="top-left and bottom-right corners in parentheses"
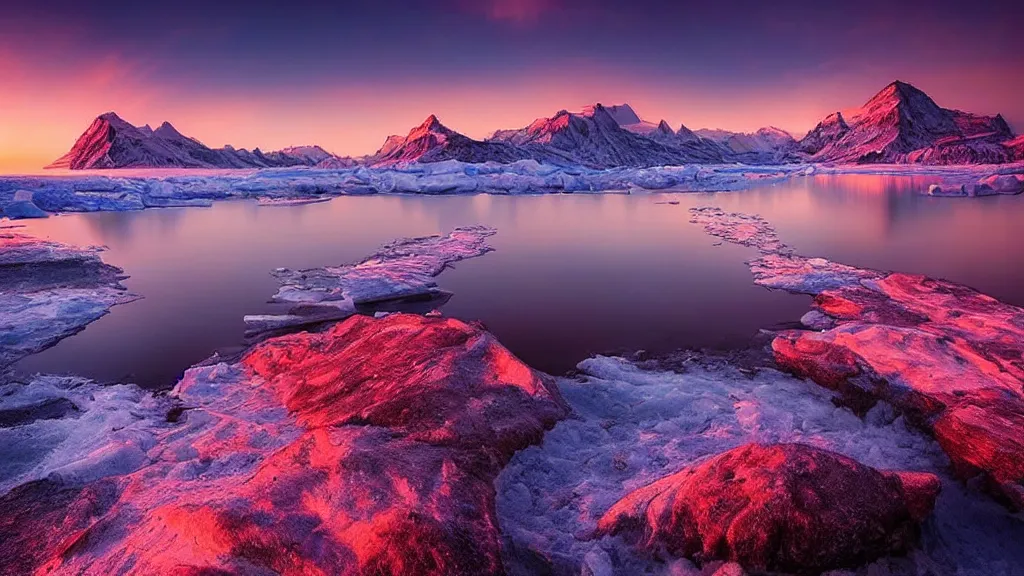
top-left (47, 81), bottom-right (1021, 170)
top-left (45, 113), bottom-right (340, 170)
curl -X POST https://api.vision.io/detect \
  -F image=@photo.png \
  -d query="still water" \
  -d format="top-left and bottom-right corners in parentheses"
top-left (14, 174), bottom-right (1024, 389)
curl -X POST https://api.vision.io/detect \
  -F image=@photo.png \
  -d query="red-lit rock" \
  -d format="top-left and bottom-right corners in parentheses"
top-left (773, 273), bottom-right (1024, 509)
top-left (0, 314), bottom-right (568, 575)
top-left (690, 206), bottom-right (1024, 511)
top-left (596, 443), bottom-right (940, 574)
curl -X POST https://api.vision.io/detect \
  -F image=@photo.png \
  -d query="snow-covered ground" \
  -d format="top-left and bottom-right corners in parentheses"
top-left (3, 160), bottom-right (1021, 218)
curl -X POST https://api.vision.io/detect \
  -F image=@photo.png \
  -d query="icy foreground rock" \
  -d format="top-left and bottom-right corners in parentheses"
top-left (597, 443), bottom-right (940, 573)
top-left (0, 314), bottom-right (569, 575)
top-left (497, 354), bottom-right (1023, 575)
top-left (690, 206), bottom-right (1024, 510)
top-left (0, 230), bottom-right (139, 368)
top-left (244, 225), bottom-right (496, 335)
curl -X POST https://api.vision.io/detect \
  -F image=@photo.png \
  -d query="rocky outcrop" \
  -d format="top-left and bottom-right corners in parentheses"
top-left (801, 81), bottom-right (1018, 165)
top-left (597, 443), bottom-right (939, 574)
top-left (690, 206), bottom-right (1024, 510)
top-left (0, 230), bottom-right (139, 368)
top-left (0, 314), bottom-right (569, 575)
top-left (798, 112), bottom-right (849, 155)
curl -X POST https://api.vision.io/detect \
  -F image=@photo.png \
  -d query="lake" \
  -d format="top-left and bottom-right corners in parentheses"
top-left (14, 174), bottom-right (1024, 389)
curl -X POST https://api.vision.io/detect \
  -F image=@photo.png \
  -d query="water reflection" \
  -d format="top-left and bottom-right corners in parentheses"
top-left (14, 175), bottom-right (1024, 389)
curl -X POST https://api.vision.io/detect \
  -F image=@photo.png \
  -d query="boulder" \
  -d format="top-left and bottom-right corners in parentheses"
top-left (773, 272), bottom-right (1024, 509)
top-left (0, 314), bottom-right (569, 575)
top-left (597, 443), bottom-right (940, 574)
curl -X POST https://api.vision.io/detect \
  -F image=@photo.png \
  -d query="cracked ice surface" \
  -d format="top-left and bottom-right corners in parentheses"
top-left (0, 375), bottom-right (169, 495)
top-left (244, 225), bottom-right (496, 334)
top-left (0, 230), bottom-right (140, 369)
top-left (496, 354), bottom-right (1024, 575)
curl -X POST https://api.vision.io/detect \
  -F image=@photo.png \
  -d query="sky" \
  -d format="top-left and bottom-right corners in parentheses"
top-left (1, 0), bottom-right (1022, 172)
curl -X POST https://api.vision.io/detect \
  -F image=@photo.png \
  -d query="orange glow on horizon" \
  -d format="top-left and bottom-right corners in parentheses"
top-left (1, 44), bottom-right (1022, 174)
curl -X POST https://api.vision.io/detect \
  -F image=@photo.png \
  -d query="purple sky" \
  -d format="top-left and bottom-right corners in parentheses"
top-left (2, 0), bottom-right (1022, 170)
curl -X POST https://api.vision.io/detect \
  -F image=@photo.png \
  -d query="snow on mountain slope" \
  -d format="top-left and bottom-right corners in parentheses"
top-left (696, 126), bottom-right (799, 164)
top-left (278, 145), bottom-right (334, 164)
top-left (490, 104), bottom-right (720, 167)
top-left (799, 112), bottom-right (850, 155)
top-left (584, 103), bottom-right (641, 126)
top-left (47, 114), bottom-right (334, 170)
top-left (802, 81), bottom-right (1018, 164)
top-left (371, 115), bottom-right (571, 166)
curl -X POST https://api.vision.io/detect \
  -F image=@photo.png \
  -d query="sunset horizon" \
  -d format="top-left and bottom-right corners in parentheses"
top-left (2, 0), bottom-right (1022, 172)
top-left (2, 2), bottom-right (1023, 575)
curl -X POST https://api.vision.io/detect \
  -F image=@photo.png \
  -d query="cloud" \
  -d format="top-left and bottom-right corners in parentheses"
top-left (460, 0), bottom-right (560, 25)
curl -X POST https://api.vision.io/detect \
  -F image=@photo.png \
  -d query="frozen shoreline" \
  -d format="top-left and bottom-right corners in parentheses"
top-left (1, 214), bottom-right (1023, 574)
top-left (2, 160), bottom-right (1022, 218)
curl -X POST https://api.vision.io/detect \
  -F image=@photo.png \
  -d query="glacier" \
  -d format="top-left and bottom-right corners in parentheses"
top-left (2, 160), bottom-right (1022, 218)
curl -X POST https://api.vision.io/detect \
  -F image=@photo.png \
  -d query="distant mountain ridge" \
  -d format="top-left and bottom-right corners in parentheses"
top-left (485, 103), bottom-right (723, 167)
top-left (49, 82), bottom-right (1020, 170)
top-left (46, 113), bottom-right (341, 170)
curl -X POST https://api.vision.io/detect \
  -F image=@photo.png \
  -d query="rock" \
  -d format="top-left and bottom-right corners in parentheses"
top-left (498, 351), bottom-right (1023, 575)
top-left (0, 314), bottom-right (568, 574)
top-left (689, 206), bottom-right (1024, 511)
top-left (978, 173), bottom-right (1024, 195)
top-left (597, 443), bottom-right (939, 574)
top-left (712, 562), bottom-right (747, 576)
top-left (772, 273), bottom-right (1024, 509)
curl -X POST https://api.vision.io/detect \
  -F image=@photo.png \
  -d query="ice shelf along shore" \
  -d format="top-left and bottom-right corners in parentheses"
top-left (1, 216), bottom-right (1023, 575)
top-left (0, 230), bottom-right (139, 369)
top-left (2, 160), bottom-right (1023, 218)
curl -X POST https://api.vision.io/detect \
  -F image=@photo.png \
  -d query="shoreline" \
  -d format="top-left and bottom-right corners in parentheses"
top-left (2, 161), bottom-right (1022, 219)
top-left (1, 213), bottom-right (1022, 574)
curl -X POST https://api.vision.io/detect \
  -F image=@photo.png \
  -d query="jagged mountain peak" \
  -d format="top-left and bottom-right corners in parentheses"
top-left (153, 121), bottom-right (186, 140)
top-left (96, 111), bottom-right (129, 124)
top-left (583, 103), bottom-right (641, 126)
top-left (407, 115), bottom-right (454, 140)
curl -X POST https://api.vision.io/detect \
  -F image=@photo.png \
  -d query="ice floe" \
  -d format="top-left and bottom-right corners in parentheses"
top-left (244, 225), bottom-right (496, 335)
top-left (0, 231), bottom-right (139, 369)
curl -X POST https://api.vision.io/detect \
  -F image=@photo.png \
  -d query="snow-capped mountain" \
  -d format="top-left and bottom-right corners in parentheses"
top-left (801, 81), bottom-right (1017, 164)
top-left (46, 85), bottom-right (1020, 171)
top-left (278, 145), bottom-right (335, 165)
top-left (489, 104), bottom-right (721, 167)
top-left (695, 127), bottom-right (799, 164)
top-left (371, 115), bottom-right (570, 166)
top-left (799, 113), bottom-right (850, 155)
top-left (47, 113), bottom-right (337, 170)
